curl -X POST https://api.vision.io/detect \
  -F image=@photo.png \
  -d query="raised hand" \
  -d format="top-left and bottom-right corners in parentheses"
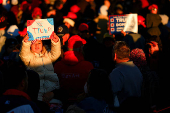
top-left (23, 34), bottom-right (29, 43)
top-left (52, 33), bottom-right (59, 43)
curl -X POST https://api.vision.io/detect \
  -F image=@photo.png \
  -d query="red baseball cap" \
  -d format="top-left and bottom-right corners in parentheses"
top-left (32, 7), bottom-right (42, 19)
top-left (63, 12), bottom-right (77, 20)
top-left (148, 4), bottom-right (158, 10)
top-left (78, 23), bottom-right (89, 31)
top-left (68, 35), bottom-right (86, 49)
top-left (70, 5), bottom-right (80, 13)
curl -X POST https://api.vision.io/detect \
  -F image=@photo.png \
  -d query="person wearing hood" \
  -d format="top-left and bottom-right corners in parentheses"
top-left (54, 35), bottom-right (94, 109)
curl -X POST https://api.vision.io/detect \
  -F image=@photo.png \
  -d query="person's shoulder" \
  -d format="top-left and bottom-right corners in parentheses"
top-left (78, 97), bottom-right (98, 107)
top-left (0, 95), bottom-right (41, 113)
top-left (109, 67), bottom-right (123, 77)
top-left (79, 61), bottom-right (94, 69)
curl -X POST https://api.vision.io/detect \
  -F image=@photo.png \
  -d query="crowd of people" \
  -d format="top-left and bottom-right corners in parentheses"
top-left (0, 0), bottom-right (170, 112)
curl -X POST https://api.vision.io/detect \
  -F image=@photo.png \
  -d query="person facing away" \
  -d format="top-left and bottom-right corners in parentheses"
top-left (130, 48), bottom-right (160, 107)
top-left (109, 41), bottom-right (143, 106)
top-left (0, 66), bottom-right (42, 113)
top-left (76, 69), bottom-right (114, 113)
top-left (54, 35), bottom-right (94, 106)
top-left (19, 33), bottom-right (61, 104)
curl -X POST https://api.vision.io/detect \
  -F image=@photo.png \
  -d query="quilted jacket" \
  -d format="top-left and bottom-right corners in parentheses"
top-left (19, 39), bottom-right (61, 101)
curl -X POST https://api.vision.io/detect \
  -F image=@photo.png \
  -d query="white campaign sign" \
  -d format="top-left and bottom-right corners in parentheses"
top-left (27, 18), bottom-right (54, 41)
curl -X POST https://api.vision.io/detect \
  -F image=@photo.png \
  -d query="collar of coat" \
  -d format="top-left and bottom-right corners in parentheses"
top-left (34, 52), bottom-right (45, 57)
top-left (3, 89), bottom-right (31, 101)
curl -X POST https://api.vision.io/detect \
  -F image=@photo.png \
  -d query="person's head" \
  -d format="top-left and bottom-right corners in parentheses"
top-left (63, 12), bottom-right (77, 28)
top-left (5, 38), bottom-right (18, 55)
top-left (10, 5), bottom-right (19, 23)
top-left (113, 41), bottom-right (130, 63)
top-left (1, 0), bottom-right (11, 12)
top-left (104, 0), bottom-right (110, 8)
top-left (63, 18), bottom-right (75, 29)
top-left (0, 14), bottom-right (7, 30)
top-left (88, 20), bottom-right (97, 36)
top-left (98, 5), bottom-right (108, 16)
top-left (67, 35), bottom-right (86, 52)
top-left (146, 40), bottom-right (159, 55)
top-left (31, 40), bottom-right (43, 54)
top-left (87, 69), bottom-right (113, 104)
top-left (7, 25), bottom-right (20, 37)
top-left (3, 66), bottom-right (28, 92)
top-left (62, 0), bottom-right (67, 4)
top-left (78, 23), bottom-right (90, 39)
top-left (56, 24), bottom-right (69, 45)
top-left (31, 7), bottom-right (42, 19)
top-left (70, 5), bottom-right (80, 13)
top-left (148, 4), bottom-right (158, 14)
top-left (54, 0), bottom-right (63, 10)
top-left (103, 33), bottom-right (115, 47)
top-left (130, 48), bottom-right (147, 67)
top-left (115, 4), bottom-right (123, 15)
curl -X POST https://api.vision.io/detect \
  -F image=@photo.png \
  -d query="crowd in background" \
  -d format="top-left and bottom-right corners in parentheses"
top-left (0, 0), bottom-right (170, 113)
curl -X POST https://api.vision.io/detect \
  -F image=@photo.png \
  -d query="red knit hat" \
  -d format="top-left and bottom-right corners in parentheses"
top-left (20, 1), bottom-right (30, 12)
top-left (70, 5), bottom-right (80, 13)
top-left (78, 23), bottom-right (89, 31)
top-left (63, 12), bottom-right (77, 19)
top-left (140, 0), bottom-right (149, 9)
top-left (148, 4), bottom-right (158, 10)
top-left (31, 7), bottom-right (42, 19)
top-left (68, 35), bottom-right (86, 49)
top-left (130, 48), bottom-right (147, 67)
top-left (138, 15), bottom-right (146, 28)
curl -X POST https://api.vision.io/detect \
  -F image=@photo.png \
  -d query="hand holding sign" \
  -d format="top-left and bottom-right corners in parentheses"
top-left (23, 34), bottom-right (29, 43)
top-left (109, 14), bottom-right (138, 35)
top-left (52, 33), bottom-right (59, 43)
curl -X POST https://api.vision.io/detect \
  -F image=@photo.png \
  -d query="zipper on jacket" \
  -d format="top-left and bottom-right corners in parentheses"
top-left (40, 54), bottom-right (46, 94)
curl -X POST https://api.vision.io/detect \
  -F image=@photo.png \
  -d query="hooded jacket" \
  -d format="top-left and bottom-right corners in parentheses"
top-left (54, 51), bottom-right (94, 100)
top-left (19, 39), bottom-right (61, 101)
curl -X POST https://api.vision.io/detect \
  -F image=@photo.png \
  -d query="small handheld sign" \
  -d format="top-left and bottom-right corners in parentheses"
top-left (27, 18), bottom-right (54, 41)
top-left (109, 14), bottom-right (138, 35)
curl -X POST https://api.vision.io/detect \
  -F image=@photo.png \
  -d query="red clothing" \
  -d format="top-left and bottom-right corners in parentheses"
top-left (3, 89), bottom-right (31, 101)
top-left (54, 51), bottom-right (94, 101)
